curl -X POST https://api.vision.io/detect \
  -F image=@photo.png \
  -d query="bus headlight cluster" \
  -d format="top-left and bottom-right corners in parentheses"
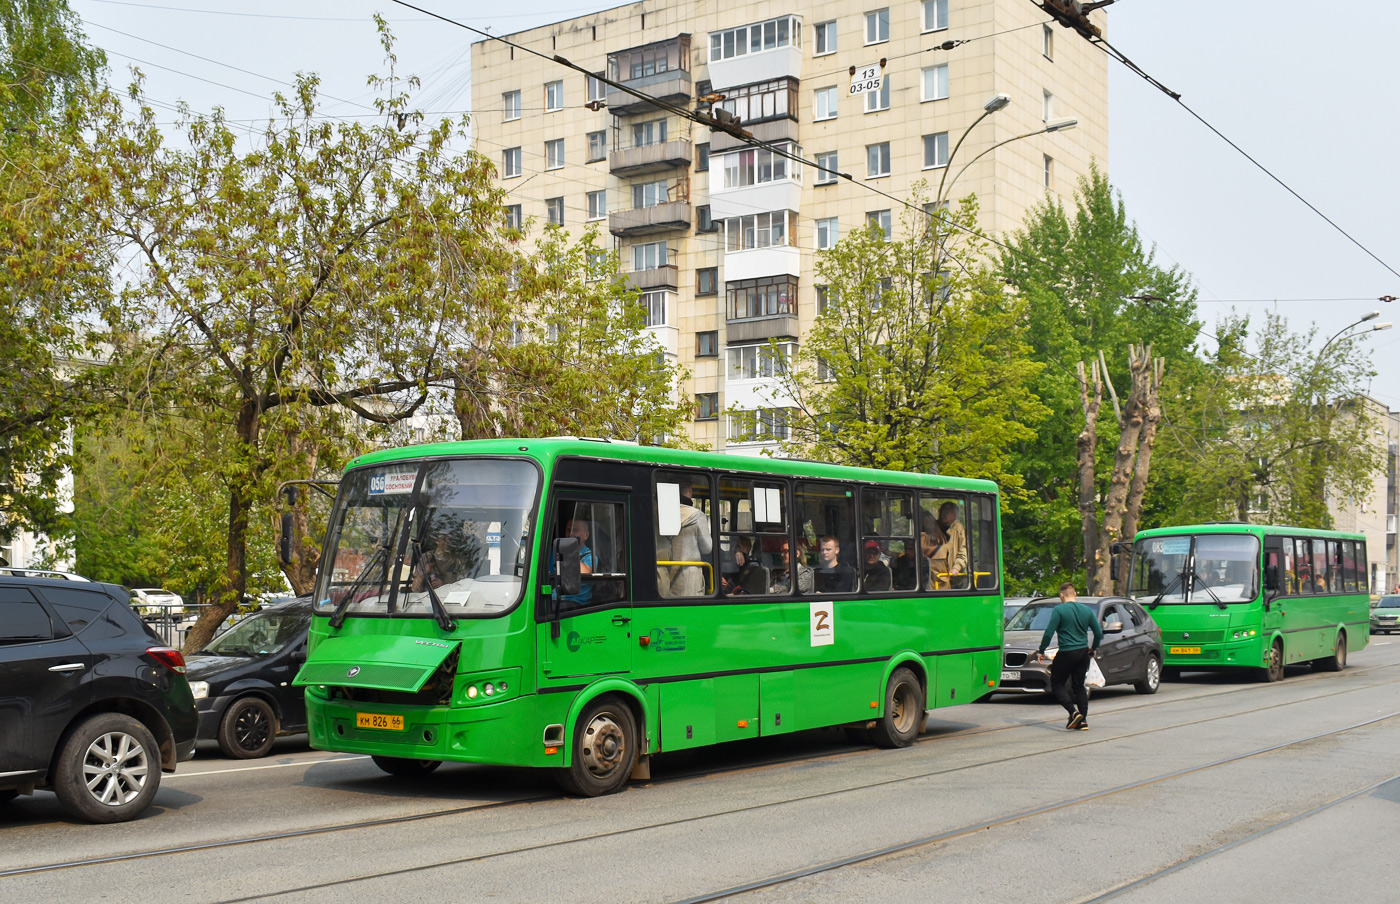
top-left (461, 676), bottom-right (512, 704)
top-left (1231, 629), bottom-right (1258, 639)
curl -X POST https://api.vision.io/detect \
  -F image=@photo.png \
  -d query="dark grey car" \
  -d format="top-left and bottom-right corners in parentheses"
top-left (992, 596), bottom-right (1165, 696)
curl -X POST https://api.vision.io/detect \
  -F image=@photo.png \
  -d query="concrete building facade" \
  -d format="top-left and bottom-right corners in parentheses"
top-left (470, 0), bottom-right (1108, 453)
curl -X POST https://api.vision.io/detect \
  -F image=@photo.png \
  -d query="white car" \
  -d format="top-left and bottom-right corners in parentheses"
top-left (131, 587), bottom-right (187, 621)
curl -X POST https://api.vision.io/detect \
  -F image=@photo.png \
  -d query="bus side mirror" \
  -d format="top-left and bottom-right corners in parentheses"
top-left (1108, 542), bottom-right (1127, 582)
top-left (553, 537), bottom-right (582, 597)
top-left (1109, 557), bottom-right (1119, 582)
top-left (279, 513), bottom-right (295, 566)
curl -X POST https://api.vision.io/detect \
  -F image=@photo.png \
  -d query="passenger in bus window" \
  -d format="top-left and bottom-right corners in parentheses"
top-left (668, 484), bottom-right (713, 597)
top-left (889, 540), bottom-right (919, 591)
top-left (927, 502), bottom-right (968, 589)
top-left (861, 540), bottom-right (891, 591)
top-left (814, 536), bottom-right (856, 593)
top-left (771, 539), bottom-right (813, 594)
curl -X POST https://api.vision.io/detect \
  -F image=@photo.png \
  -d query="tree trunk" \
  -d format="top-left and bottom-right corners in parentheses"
top-left (280, 439), bottom-right (323, 596)
top-left (1077, 360), bottom-right (1103, 593)
top-left (183, 396), bottom-right (260, 653)
top-left (1117, 353), bottom-right (1164, 594)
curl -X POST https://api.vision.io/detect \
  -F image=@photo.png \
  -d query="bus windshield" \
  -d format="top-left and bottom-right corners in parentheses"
top-left (313, 458), bottom-right (539, 618)
top-left (1130, 534), bottom-right (1259, 604)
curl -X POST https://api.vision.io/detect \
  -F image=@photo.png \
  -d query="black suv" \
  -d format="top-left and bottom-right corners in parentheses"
top-left (186, 596), bottom-right (312, 758)
top-left (0, 577), bottom-right (197, 822)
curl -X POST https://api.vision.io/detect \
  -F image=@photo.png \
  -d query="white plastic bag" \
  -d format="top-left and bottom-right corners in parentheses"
top-left (1085, 657), bottom-right (1106, 689)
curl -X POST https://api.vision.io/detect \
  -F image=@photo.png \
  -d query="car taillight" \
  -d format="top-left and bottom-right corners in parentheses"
top-left (147, 647), bottom-right (187, 674)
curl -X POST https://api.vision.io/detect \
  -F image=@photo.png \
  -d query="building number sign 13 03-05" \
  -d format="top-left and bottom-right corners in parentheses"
top-left (849, 64), bottom-right (883, 96)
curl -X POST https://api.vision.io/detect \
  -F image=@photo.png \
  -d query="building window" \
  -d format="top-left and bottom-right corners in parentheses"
top-left (697, 330), bottom-right (719, 356)
top-left (632, 240), bottom-right (668, 271)
top-left (1044, 154), bottom-right (1054, 189)
top-left (728, 408), bottom-right (793, 443)
top-left (642, 290), bottom-right (667, 327)
top-left (867, 209), bottom-right (892, 240)
top-left (719, 143), bottom-right (798, 188)
top-left (921, 64), bottom-right (948, 102)
top-left (587, 190), bottom-right (607, 221)
top-left (814, 85), bottom-right (839, 121)
top-left (816, 285), bottom-right (831, 313)
top-left (586, 72), bottom-right (606, 103)
top-left (723, 210), bottom-right (797, 252)
top-left (815, 151), bottom-right (839, 185)
top-left (1043, 89), bottom-right (1054, 122)
top-left (506, 204), bottom-right (522, 230)
top-left (695, 393), bottom-right (720, 420)
top-left (865, 75), bottom-right (890, 113)
top-left (503, 90), bottom-right (521, 121)
top-left (544, 80), bottom-right (563, 112)
top-left (709, 15), bottom-right (801, 62)
top-left (714, 78), bottom-right (798, 126)
top-left (697, 205), bottom-right (715, 233)
top-left (1043, 24), bottom-right (1053, 60)
top-left (922, 0), bottom-right (948, 32)
top-left (922, 132), bottom-right (948, 169)
top-left (632, 118), bottom-right (668, 147)
top-left (587, 130), bottom-right (607, 162)
top-left (865, 8), bottom-right (889, 45)
top-left (728, 343), bottom-right (794, 380)
top-left (545, 197), bottom-right (564, 226)
top-left (545, 138), bottom-right (564, 170)
top-left (632, 179), bottom-right (669, 208)
top-left (727, 275), bottom-right (799, 321)
top-left (867, 141), bottom-right (891, 178)
top-left (503, 146), bottom-right (522, 178)
top-left (814, 20), bottom-right (837, 55)
top-left (816, 217), bottom-right (839, 250)
top-left (697, 268), bottom-right (719, 297)
top-left (696, 143), bottom-right (710, 172)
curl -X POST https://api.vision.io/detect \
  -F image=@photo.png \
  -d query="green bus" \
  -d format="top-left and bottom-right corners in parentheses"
top-left (293, 438), bottom-right (1004, 795)
top-left (1125, 523), bottom-right (1369, 682)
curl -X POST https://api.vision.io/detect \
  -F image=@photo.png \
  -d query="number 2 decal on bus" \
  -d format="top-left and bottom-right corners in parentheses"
top-left (810, 602), bottom-right (834, 647)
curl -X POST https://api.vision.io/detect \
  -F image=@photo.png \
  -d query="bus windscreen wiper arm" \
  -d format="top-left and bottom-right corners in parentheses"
top-left (1148, 571), bottom-right (1185, 609)
top-left (408, 538), bottom-right (458, 633)
top-left (1190, 570), bottom-right (1229, 609)
top-left (330, 544), bottom-right (387, 629)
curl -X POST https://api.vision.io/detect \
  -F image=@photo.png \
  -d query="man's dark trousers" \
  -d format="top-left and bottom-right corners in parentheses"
top-left (1051, 647), bottom-right (1092, 717)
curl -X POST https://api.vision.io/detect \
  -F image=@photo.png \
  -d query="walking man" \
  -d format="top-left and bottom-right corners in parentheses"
top-left (1034, 582), bottom-right (1103, 730)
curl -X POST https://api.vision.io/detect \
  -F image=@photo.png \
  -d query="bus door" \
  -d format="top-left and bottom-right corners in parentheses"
top-left (539, 492), bottom-right (633, 681)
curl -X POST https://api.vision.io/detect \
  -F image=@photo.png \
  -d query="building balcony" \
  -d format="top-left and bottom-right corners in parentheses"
top-left (723, 245), bottom-right (801, 282)
top-left (726, 314), bottom-right (799, 343)
top-left (708, 44), bottom-right (802, 95)
top-left (609, 139), bottom-right (693, 177)
top-left (710, 179), bottom-right (803, 221)
top-left (710, 118), bottom-right (799, 153)
top-left (624, 264), bottom-right (679, 291)
top-left (1389, 514), bottom-right (1397, 535)
top-left (606, 35), bottom-right (692, 116)
top-left (609, 201), bottom-right (692, 237)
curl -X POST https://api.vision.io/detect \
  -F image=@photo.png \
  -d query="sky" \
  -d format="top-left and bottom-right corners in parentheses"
top-left (67, 0), bottom-right (1400, 409)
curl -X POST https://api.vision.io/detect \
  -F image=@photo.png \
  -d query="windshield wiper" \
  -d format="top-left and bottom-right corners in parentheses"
top-left (1190, 570), bottom-right (1229, 609)
top-left (408, 537), bottom-right (458, 632)
top-left (329, 543), bottom-right (389, 629)
top-left (1147, 571), bottom-right (1186, 609)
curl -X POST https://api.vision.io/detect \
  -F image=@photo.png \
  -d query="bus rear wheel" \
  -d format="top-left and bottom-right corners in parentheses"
top-left (1260, 639), bottom-right (1284, 683)
top-left (1314, 632), bottom-right (1347, 672)
top-left (555, 696), bottom-right (637, 797)
top-left (870, 667), bottom-right (925, 749)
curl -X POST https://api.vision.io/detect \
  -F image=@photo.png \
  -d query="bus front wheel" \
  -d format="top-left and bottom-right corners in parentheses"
top-left (1260, 640), bottom-right (1284, 683)
top-left (555, 696), bottom-right (637, 797)
top-left (870, 667), bottom-right (926, 749)
top-left (371, 756), bottom-right (442, 777)
top-left (1314, 632), bottom-right (1347, 672)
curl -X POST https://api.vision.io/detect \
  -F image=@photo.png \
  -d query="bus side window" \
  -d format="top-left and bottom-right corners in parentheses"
top-left (795, 481), bottom-right (857, 594)
top-left (919, 494), bottom-right (968, 591)
top-left (860, 488), bottom-right (913, 593)
top-left (969, 494), bottom-right (998, 591)
top-left (555, 499), bottom-right (628, 607)
top-left (654, 471), bottom-right (715, 599)
top-left (1341, 540), bottom-right (1357, 592)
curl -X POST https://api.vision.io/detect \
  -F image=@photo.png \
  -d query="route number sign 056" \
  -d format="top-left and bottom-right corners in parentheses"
top-left (849, 64), bottom-right (883, 97)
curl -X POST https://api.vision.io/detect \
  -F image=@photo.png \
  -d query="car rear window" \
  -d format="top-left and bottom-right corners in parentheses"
top-left (38, 586), bottom-right (116, 634)
top-left (0, 586), bottom-right (55, 644)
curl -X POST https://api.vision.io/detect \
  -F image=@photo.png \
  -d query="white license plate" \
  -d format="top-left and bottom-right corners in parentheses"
top-left (1001, 670), bottom-right (1021, 681)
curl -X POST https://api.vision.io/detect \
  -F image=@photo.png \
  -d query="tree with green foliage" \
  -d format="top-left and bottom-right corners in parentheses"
top-left (774, 193), bottom-right (1046, 490)
top-left (64, 25), bottom-right (686, 650)
top-left (1158, 310), bottom-right (1383, 527)
top-left (0, 1), bottom-right (108, 563)
top-left (999, 165), bottom-right (1200, 593)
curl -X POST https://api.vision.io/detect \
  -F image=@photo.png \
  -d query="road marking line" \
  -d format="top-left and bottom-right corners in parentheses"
top-left (173, 755), bottom-right (369, 778)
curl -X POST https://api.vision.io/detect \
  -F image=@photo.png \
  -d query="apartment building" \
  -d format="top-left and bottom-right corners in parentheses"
top-left (1327, 396), bottom-right (1400, 594)
top-left (470, 0), bottom-right (1108, 453)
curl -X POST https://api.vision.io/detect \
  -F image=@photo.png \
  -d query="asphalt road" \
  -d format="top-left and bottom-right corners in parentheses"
top-left (4, 637), bottom-right (1398, 904)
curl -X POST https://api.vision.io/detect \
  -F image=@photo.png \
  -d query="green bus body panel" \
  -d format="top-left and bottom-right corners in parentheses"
top-left (301, 439), bottom-right (1005, 772)
top-left (1134, 523), bottom-right (1369, 671)
top-left (293, 634), bottom-right (460, 692)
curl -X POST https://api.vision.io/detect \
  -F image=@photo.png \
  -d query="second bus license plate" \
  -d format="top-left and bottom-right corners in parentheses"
top-left (1169, 646), bottom-right (1201, 655)
top-left (356, 712), bottom-right (404, 731)
top-left (1001, 670), bottom-right (1021, 681)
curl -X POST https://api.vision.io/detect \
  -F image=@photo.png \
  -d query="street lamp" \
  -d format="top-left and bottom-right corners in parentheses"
top-left (933, 92), bottom-right (1011, 209)
top-left (1322, 311), bottom-right (1387, 353)
top-left (937, 118), bottom-right (1079, 209)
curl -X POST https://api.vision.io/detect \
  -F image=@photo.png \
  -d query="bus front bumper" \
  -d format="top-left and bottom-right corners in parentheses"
top-left (1162, 634), bottom-right (1266, 669)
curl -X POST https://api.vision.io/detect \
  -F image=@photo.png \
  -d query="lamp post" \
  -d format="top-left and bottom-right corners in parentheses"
top-left (937, 118), bottom-right (1078, 210)
top-left (1308, 311), bottom-right (1392, 523)
top-left (933, 92), bottom-right (1010, 210)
